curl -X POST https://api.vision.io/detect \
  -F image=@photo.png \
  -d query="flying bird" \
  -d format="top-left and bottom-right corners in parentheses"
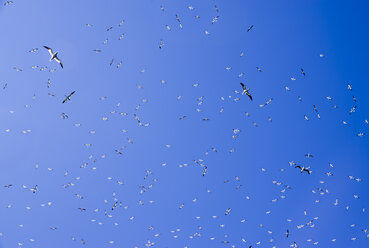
top-left (43, 46), bottom-right (63, 68)
top-left (112, 201), bottom-right (119, 210)
top-left (61, 113), bottom-right (68, 119)
top-left (247, 25), bottom-right (254, 32)
top-left (4, 1), bottom-right (13, 6)
top-left (62, 91), bottom-right (76, 103)
top-left (211, 16), bottom-right (219, 24)
top-left (295, 165), bottom-right (311, 174)
top-left (31, 185), bottom-right (38, 193)
top-left (240, 83), bottom-right (253, 101)
top-left (202, 166), bottom-right (207, 176)
top-left (175, 14), bottom-right (183, 29)
top-left (349, 106), bottom-right (357, 114)
top-left (225, 208), bottom-right (231, 215)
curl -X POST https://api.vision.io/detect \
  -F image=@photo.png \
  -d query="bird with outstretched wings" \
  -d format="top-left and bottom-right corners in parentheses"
top-left (240, 83), bottom-right (253, 101)
top-left (43, 46), bottom-right (63, 68)
top-left (62, 91), bottom-right (75, 103)
top-left (295, 165), bottom-right (311, 174)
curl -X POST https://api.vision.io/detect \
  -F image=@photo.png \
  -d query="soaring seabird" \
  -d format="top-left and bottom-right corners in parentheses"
top-left (43, 46), bottom-right (63, 68)
top-left (62, 91), bottom-right (76, 103)
top-left (240, 83), bottom-right (253, 101)
top-left (295, 165), bottom-right (311, 174)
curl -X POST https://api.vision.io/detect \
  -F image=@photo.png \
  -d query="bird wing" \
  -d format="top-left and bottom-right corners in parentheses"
top-left (43, 46), bottom-right (53, 56)
top-left (240, 82), bottom-right (246, 90)
top-left (54, 56), bottom-right (63, 68)
top-left (246, 91), bottom-right (253, 101)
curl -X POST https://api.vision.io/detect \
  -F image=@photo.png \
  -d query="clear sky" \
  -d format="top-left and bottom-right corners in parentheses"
top-left (0, 0), bottom-right (368, 247)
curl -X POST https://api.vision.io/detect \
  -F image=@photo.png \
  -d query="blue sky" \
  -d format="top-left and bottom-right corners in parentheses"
top-left (0, 0), bottom-right (368, 247)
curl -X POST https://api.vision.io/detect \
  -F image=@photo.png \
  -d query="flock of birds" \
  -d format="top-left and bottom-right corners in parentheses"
top-left (1, 1), bottom-right (369, 248)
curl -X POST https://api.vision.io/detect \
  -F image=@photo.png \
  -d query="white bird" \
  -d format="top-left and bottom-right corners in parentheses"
top-left (43, 46), bottom-right (63, 68)
top-left (240, 83), bottom-right (252, 100)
